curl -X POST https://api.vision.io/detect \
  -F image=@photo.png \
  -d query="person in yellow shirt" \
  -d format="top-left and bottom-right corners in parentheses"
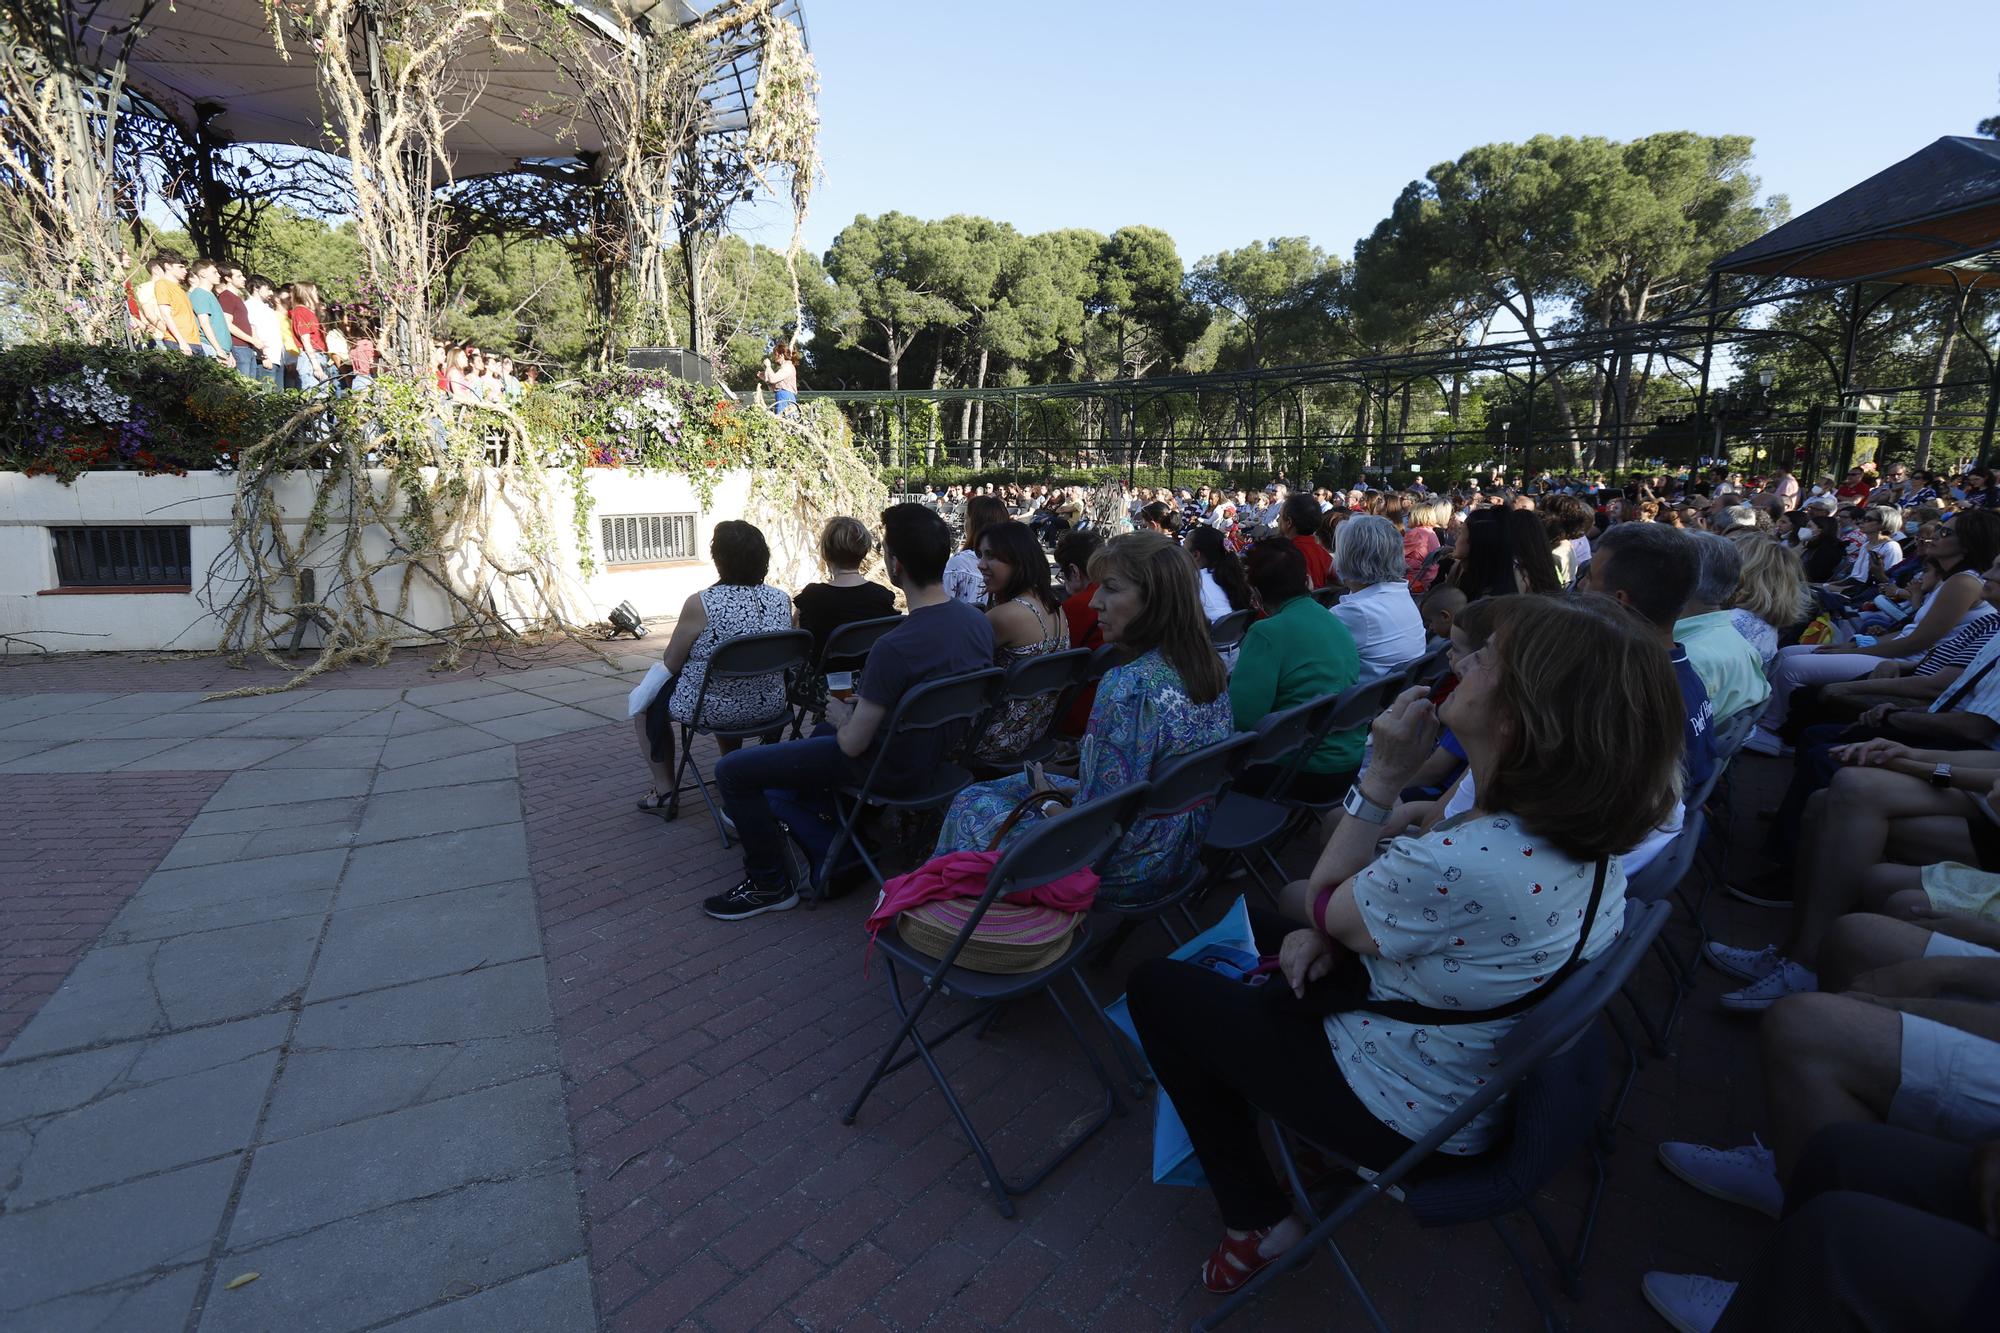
top-left (141, 252), bottom-right (197, 354)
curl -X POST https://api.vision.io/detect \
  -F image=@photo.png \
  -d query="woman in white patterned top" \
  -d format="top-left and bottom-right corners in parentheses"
top-left (942, 494), bottom-right (1010, 607)
top-left (634, 521), bottom-right (793, 816)
top-left (1127, 594), bottom-right (1684, 1296)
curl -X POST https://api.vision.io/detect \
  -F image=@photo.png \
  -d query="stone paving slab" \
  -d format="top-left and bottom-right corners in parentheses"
top-left (472, 705), bottom-right (611, 743)
top-left (379, 725), bottom-right (511, 769)
top-left (338, 822), bottom-right (529, 908)
top-left (123, 737), bottom-right (302, 770)
top-left (0, 737), bottom-right (185, 772)
top-left (205, 768), bottom-right (378, 810)
top-left (372, 745), bottom-right (518, 794)
top-left (306, 880), bottom-right (540, 1002)
top-left (353, 779), bottom-right (520, 844)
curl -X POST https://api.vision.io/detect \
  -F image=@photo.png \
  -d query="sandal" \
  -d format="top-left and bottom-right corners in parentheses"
top-left (636, 791), bottom-right (677, 820)
top-left (1201, 1226), bottom-right (1279, 1294)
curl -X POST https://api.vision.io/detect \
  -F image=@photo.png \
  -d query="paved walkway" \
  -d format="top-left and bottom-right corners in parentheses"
top-left (0, 644), bottom-right (1782, 1332)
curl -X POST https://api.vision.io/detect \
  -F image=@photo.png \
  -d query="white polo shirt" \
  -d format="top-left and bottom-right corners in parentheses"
top-left (1329, 580), bottom-right (1427, 678)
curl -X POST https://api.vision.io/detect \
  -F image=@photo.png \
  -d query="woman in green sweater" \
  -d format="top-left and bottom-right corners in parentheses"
top-left (1230, 538), bottom-right (1363, 801)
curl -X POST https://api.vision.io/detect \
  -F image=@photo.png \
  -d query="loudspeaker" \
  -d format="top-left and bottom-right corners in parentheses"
top-left (607, 601), bottom-right (649, 639)
top-left (624, 347), bottom-right (715, 386)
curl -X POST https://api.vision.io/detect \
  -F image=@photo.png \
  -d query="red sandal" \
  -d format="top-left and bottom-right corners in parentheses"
top-left (1202, 1226), bottom-right (1278, 1294)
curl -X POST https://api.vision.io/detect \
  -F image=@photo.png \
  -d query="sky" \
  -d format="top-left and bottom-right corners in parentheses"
top-left (729, 0), bottom-right (2000, 267)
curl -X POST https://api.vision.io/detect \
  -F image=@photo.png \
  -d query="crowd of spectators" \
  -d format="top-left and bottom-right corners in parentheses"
top-left (636, 455), bottom-right (2000, 1327)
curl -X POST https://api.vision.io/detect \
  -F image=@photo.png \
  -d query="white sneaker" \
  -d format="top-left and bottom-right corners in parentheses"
top-left (1739, 727), bottom-right (1790, 758)
top-left (1706, 941), bottom-right (1785, 983)
top-left (1657, 1137), bottom-right (1782, 1217)
top-left (1641, 1272), bottom-right (1738, 1333)
top-left (1719, 960), bottom-right (1817, 1012)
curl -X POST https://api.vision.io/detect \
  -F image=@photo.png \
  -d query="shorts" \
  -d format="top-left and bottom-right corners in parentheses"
top-left (1919, 861), bottom-right (2000, 920)
top-left (1888, 1013), bottom-right (2000, 1143)
top-left (1923, 932), bottom-right (2000, 962)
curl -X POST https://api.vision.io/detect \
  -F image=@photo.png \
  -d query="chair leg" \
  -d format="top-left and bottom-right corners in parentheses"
top-left (1071, 970), bottom-right (1153, 1096)
top-left (1524, 1195), bottom-right (1582, 1300)
top-left (1489, 1214), bottom-right (1567, 1333)
top-left (1602, 1006), bottom-right (1645, 1141)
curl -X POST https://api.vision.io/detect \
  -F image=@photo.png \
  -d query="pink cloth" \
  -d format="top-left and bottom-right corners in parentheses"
top-left (865, 849), bottom-right (1099, 945)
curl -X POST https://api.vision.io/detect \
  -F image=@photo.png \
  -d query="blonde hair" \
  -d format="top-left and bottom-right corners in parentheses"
top-left (1728, 531), bottom-right (1809, 629)
top-left (819, 515), bottom-right (872, 570)
top-left (1410, 498), bottom-right (1452, 528)
top-left (1087, 531), bottom-right (1227, 705)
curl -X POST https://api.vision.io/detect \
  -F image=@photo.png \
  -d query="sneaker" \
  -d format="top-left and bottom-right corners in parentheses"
top-left (1719, 960), bottom-right (1817, 1012)
top-left (1657, 1137), bottom-right (1783, 1218)
top-left (1705, 940), bottom-right (1785, 983)
top-left (1641, 1272), bottom-right (1738, 1333)
top-left (1738, 726), bottom-right (1792, 758)
top-left (701, 878), bottom-right (799, 921)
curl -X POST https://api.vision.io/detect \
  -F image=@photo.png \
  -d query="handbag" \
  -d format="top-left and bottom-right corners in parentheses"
top-left (889, 786), bottom-right (1092, 974)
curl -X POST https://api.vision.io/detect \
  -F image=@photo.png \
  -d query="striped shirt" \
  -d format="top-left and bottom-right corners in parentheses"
top-left (1931, 629), bottom-right (2000, 746)
top-left (1915, 613), bottom-right (2000, 675)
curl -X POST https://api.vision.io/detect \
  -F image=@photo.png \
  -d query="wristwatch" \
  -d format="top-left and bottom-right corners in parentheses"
top-left (1342, 784), bottom-right (1394, 825)
top-left (1930, 763), bottom-right (1953, 789)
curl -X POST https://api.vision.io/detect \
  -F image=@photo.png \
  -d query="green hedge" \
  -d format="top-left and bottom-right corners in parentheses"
top-left (881, 463), bottom-right (1237, 493)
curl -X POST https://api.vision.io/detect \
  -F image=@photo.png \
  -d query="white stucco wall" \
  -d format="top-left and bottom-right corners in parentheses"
top-left (0, 466), bottom-right (760, 653)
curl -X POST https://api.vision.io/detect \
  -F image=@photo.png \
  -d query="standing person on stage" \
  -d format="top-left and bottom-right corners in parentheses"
top-left (759, 342), bottom-right (799, 414)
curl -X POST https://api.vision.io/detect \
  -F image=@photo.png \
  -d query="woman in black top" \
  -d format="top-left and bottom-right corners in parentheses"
top-left (792, 515), bottom-right (897, 660)
top-left (1797, 508), bottom-right (1848, 584)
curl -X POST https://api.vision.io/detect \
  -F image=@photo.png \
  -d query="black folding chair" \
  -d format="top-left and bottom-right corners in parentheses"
top-left (1267, 673), bottom-right (1408, 842)
top-left (810, 667), bottom-right (1006, 905)
top-left (1199, 900), bottom-right (1672, 1332)
top-left (1309, 586), bottom-right (1343, 609)
top-left (664, 629), bottom-right (814, 846)
top-left (1200, 691), bottom-right (1346, 904)
top-left (968, 648), bottom-right (1092, 777)
top-left (788, 613), bottom-right (903, 739)
top-left (1208, 607), bottom-right (1257, 654)
top-left (1617, 807), bottom-right (1708, 1065)
top-left (844, 783), bottom-right (1153, 1217)
top-left (1397, 640), bottom-right (1454, 689)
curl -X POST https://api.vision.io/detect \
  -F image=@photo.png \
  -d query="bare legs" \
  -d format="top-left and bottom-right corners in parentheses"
top-left (1759, 991), bottom-right (1903, 1182)
top-left (633, 714), bottom-right (674, 804)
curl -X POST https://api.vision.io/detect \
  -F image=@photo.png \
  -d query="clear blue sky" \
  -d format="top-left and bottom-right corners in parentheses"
top-left (731, 0), bottom-right (2000, 266)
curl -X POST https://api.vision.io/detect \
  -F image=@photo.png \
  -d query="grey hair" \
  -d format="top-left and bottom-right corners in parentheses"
top-left (1686, 529), bottom-right (1744, 607)
top-left (1713, 504), bottom-right (1760, 533)
top-left (1866, 505), bottom-right (1905, 536)
top-left (1333, 514), bottom-right (1407, 586)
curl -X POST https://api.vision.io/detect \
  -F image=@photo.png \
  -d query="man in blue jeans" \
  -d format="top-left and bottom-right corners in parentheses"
top-left (703, 503), bottom-right (994, 921)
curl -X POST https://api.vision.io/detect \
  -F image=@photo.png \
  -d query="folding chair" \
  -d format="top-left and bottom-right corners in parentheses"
top-left (1198, 900), bottom-right (1672, 1333)
top-left (1018, 643), bottom-right (1124, 763)
top-left (664, 629), bottom-right (814, 846)
top-left (788, 613), bottom-right (903, 739)
top-left (1209, 607), bottom-right (1257, 654)
top-left (1200, 690), bottom-right (1347, 903)
top-left (810, 667), bottom-right (1005, 905)
top-left (843, 783), bottom-right (1153, 1218)
top-left (1397, 640), bottom-right (1454, 689)
top-left (968, 648), bottom-right (1092, 777)
top-left (1617, 809), bottom-right (1708, 1072)
top-left (1309, 586), bottom-right (1343, 609)
top-left (1267, 673), bottom-right (1409, 844)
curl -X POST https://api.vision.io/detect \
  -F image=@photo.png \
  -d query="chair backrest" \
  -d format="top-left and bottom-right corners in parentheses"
top-left (987, 782), bottom-right (1153, 900)
top-left (818, 614), bottom-right (903, 670)
top-left (1309, 586), bottom-right (1342, 609)
top-left (1084, 642), bottom-right (1130, 681)
top-left (1324, 673), bottom-right (1405, 733)
top-left (1398, 641), bottom-right (1454, 689)
top-left (1247, 689), bottom-right (1345, 767)
top-left (881, 666), bottom-right (1007, 736)
top-left (1001, 647), bottom-right (1091, 701)
top-left (1494, 899), bottom-right (1671, 1064)
top-left (702, 628), bottom-right (816, 680)
top-left (1624, 808), bottom-right (1705, 905)
top-left (1140, 731), bottom-right (1258, 819)
top-left (1208, 607), bottom-right (1256, 653)
top-left (1711, 704), bottom-right (1760, 761)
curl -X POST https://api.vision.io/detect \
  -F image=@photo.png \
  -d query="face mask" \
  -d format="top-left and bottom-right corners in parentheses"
top-left (1809, 486), bottom-right (1823, 496)
top-left (1799, 526), bottom-right (1816, 540)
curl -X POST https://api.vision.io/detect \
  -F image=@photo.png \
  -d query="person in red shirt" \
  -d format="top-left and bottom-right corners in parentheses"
top-left (287, 281), bottom-right (329, 390)
top-left (1277, 493), bottom-right (1334, 589)
top-left (1052, 528), bottom-right (1104, 736)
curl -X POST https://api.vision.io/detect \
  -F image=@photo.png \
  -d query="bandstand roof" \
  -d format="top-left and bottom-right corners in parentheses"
top-left (106, 0), bottom-right (803, 179)
top-left (1713, 135), bottom-right (2000, 290)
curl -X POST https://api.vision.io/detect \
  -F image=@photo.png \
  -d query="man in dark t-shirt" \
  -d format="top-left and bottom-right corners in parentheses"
top-left (707, 504), bottom-right (995, 921)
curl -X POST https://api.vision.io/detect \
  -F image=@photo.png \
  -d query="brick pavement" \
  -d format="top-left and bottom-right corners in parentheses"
top-left (0, 772), bottom-right (227, 1053)
top-left (522, 721), bottom-right (1789, 1332)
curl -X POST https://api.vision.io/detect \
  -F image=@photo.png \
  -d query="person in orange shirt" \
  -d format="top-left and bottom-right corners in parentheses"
top-left (141, 252), bottom-right (197, 354)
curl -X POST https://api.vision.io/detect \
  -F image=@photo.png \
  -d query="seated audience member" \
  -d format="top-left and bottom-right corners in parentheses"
top-left (1186, 524), bottom-right (1254, 622)
top-left (1328, 515), bottom-right (1427, 677)
top-left (1746, 509), bottom-right (2000, 755)
top-left (1707, 741), bottom-right (2000, 1007)
top-left (706, 505), bottom-right (994, 921)
top-left (1127, 594), bottom-right (1680, 1294)
top-left (1724, 531), bottom-right (1808, 669)
top-left (1053, 528), bottom-right (1106, 736)
top-left (1228, 539), bottom-right (1363, 800)
top-left (1643, 1120), bottom-right (2000, 1333)
top-left (1542, 492), bottom-right (1595, 588)
top-left (1138, 499), bottom-right (1184, 538)
top-left (634, 521), bottom-right (793, 817)
top-left (1402, 498), bottom-right (1448, 592)
top-left (1834, 504), bottom-right (1905, 586)
top-left (969, 519), bottom-right (1070, 762)
top-left (1419, 581), bottom-right (1468, 646)
top-left (791, 515), bottom-right (897, 661)
top-left (1797, 504), bottom-right (1849, 583)
top-left (931, 532), bottom-right (1231, 907)
top-left (1587, 521), bottom-right (1717, 790)
top-left (943, 494), bottom-right (1010, 606)
top-left (1675, 531), bottom-right (1773, 725)
top-left (1278, 493), bottom-right (1335, 589)
top-left (1450, 506), bottom-right (1563, 598)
